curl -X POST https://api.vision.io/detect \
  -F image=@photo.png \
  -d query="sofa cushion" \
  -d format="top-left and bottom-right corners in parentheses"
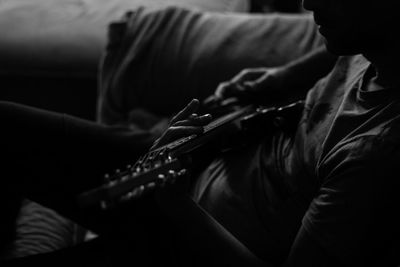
top-left (0, 0), bottom-right (250, 79)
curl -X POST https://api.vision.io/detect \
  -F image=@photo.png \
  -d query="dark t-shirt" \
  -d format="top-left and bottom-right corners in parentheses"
top-left (302, 56), bottom-right (400, 265)
top-left (192, 55), bottom-right (400, 264)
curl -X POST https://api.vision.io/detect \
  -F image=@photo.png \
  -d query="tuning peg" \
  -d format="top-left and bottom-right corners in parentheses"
top-left (100, 200), bottom-right (111, 210)
top-left (157, 174), bottom-right (167, 187)
top-left (167, 170), bottom-right (177, 184)
top-left (104, 173), bottom-right (111, 182)
top-left (135, 166), bottom-right (142, 173)
top-left (157, 150), bottom-right (165, 160)
top-left (146, 182), bottom-right (156, 190)
top-left (120, 191), bottom-right (134, 203)
top-left (119, 174), bottom-right (130, 181)
top-left (178, 169), bottom-right (188, 177)
top-left (158, 148), bottom-right (170, 161)
top-left (166, 155), bottom-right (174, 163)
top-left (123, 185), bottom-right (146, 201)
top-left (138, 185), bottom-right (146, 194)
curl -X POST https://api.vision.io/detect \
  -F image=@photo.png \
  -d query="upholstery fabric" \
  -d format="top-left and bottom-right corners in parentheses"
top-left (0, 200), bottom-right (81, 260)
top-left (0, 0), bottom-right (250, 79)
top-left (0, 1), bottom-right (250, 261)
top-left (97, 7), bottom-right (323, 128)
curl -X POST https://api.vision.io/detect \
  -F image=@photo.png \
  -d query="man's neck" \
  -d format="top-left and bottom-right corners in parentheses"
top-left (363, 49), bottom-right (400, 89)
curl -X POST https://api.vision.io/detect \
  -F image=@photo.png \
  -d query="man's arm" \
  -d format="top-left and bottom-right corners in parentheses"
top-left (283, 143), bottom-right (400, 266)
top-left (211, 46), bottom-right (338, 105)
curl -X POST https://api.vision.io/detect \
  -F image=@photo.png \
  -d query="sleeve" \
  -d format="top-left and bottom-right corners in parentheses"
top-left (302, 138), bottom-right (400, 265)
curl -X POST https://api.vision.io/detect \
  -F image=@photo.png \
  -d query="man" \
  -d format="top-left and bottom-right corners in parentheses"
top-left (180, 0), bottom-right (400, 266)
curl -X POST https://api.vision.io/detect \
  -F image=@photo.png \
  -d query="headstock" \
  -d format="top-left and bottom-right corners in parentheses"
top-left (77, 148), bottom-right (187, 210)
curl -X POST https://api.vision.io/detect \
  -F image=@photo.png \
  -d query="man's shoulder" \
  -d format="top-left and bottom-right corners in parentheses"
top-left (336, 54), bottom-right (369, 66)
top-left (319, 119), bottom-right (400, 180)
top-left (333, 54), bottom-right (370, 76)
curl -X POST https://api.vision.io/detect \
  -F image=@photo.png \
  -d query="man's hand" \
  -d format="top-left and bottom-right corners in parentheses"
top-left (151, 99), bottom-right (212, 150)
top-left (204, 67), bottom-right (288, 108)
top-left (204, 46), bottom-right (339, 109)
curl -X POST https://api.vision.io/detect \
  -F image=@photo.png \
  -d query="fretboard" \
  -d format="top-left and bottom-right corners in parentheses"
top-left (152, 105), bottom-right (254, 157)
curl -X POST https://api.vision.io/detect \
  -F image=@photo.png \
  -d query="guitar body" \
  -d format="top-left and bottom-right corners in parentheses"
top-left (77, 99), bottom-right (304, 210)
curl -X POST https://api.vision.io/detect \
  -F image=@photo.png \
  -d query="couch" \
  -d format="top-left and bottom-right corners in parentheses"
top-left (0, 0), bottom-right (250, 120)
top-left (0, 0), bottom-right (324, 262)
top-left (0, 0), bottom-right (251, 261)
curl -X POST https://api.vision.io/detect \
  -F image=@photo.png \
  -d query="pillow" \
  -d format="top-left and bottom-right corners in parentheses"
top-left (97, 6), bottom-right (323, 127)
top-left (0, 199), bottom-right (83, 260)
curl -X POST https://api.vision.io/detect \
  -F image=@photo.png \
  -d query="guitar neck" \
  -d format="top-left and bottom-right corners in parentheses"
top-left (77, 100), bottom-right (304, 210)
top-left (77, 105), bottom-right (254, 209)
top-left (152, 104), bottom-right (255, 157)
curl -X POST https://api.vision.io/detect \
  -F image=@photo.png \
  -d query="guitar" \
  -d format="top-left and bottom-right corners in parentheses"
top-left (77, 100), bottom-right (304, 210)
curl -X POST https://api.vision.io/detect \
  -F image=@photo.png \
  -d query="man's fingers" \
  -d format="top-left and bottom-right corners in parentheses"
top-left (215, 81), bottom-right (245, 99)
top-left (163, 126), bottom-right (205, 142)
top-left (233, 68), bottom-right (267, 84)
top-left (215, 68), bottom-right (270, 99)
top-left (215, 82), bottom-right (232, 99)
top-left (202, 95), bottom-right (220, 108)
top-left (173, 114), bottom-right (212, 127)
top-left (170, 99), bottom-right (200, 125)
top-left (152, 125), bottom-right (202, 149)
top-left (151, 114), bottom-right (212, 149)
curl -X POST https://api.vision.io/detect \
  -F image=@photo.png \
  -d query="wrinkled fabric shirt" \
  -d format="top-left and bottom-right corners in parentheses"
top-left (192, 55), bottom-right (400, 265)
